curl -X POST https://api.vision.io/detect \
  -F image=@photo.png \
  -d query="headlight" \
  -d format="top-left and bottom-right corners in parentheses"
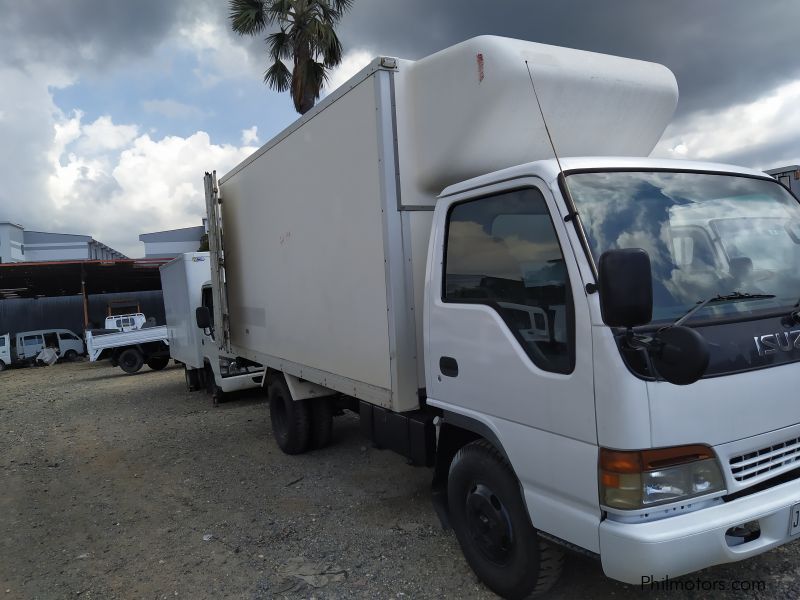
top-left (218, 357), bottom-right (238, 376)
top-left (600, 445), bottom-right (725, 510)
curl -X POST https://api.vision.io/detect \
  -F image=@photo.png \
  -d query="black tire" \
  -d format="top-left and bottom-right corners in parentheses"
top-left (118, 349), bottom-right (144, 374)
top-left (185, 367), bottom-right (200, 392)
top-left (204, 364), bottom-right (222, 405)
top-left (309, 398), bottom-right (333, 449)
top-left (268, 376), bottom-right (310, 455)
top-left (0, 360), bottom-right (5, 372)
top-left (64, 350), bottom-right (78, 361)
top-left (146, 356), bottom-right (169, 371)
top-left (448, 440), bottom-right (564, 599)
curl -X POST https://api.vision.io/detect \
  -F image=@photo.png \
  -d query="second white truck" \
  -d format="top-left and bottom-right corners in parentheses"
top-left (160, 252), bottom-right (262, 403)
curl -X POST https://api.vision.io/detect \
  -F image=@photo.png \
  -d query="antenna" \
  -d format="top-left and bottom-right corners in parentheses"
top-left (524, 60), bottom-right (565, 177)
top-left (524, 59), bottom-right (597, 284)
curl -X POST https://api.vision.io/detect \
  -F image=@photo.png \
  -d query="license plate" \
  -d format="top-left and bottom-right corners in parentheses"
top-left (790, 503), bottom-right (800, 536)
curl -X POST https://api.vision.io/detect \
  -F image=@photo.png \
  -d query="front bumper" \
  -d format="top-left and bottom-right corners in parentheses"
top-left (599, 476), bottom-right (800, 584)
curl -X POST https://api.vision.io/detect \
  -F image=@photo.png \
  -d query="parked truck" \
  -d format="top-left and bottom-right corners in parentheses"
top-left (198, 36), bottom-right (800, 597)
top-left (85, 325), bottom-right (169, 373)
top-left (160, 252), bottom-right (262, 403)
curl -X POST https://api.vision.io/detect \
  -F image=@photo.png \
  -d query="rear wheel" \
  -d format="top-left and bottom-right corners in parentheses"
top-left (268, 376), bottom-right (310, 455)
top-left (146, 356), bottom-right (169, 371)
top-left (118, 349), bottom-right (144, 374)
top-left (0, 360), bottom-right (6, 372)
top-left (309, 398), bottom-right (333, 449)
top-left (448, 439), bottom-right (563, 599)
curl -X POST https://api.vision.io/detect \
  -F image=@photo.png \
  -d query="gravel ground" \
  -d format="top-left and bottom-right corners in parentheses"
top-left (1, 360), bottom-right (799, 599)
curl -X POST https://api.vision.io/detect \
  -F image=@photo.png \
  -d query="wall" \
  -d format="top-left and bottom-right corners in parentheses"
top-left (0, 291), bottom-right (166, 336)
top-left (142, 240), bottom-right (202, 258)
top-left (0, 223), bottom-right (25, 263)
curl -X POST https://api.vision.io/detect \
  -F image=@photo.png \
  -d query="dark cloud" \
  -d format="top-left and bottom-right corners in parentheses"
top-left (0, 0), bottom-right (185, 71)
top-left (337, 0), bottom-right (800, 119)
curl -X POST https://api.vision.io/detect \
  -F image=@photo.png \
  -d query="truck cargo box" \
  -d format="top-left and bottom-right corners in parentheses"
top-left (209, 36), bottom-right (678, 413)
top-left (160, 252), bottom-right (211, 370)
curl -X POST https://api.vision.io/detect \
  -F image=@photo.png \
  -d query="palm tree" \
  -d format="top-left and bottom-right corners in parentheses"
top-left (229, 0), bottom-right (355, 114)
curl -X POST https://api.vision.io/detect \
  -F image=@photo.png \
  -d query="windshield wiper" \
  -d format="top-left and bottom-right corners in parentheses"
top-left (672, 292), bottom-right (776, 327)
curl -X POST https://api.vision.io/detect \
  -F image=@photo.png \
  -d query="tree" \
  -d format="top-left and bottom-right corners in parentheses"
top-left (229, 0), bottom-right (354, 114)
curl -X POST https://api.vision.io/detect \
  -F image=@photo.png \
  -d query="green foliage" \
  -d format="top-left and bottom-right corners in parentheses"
top-left (229, 0), bottom-right (355, 114)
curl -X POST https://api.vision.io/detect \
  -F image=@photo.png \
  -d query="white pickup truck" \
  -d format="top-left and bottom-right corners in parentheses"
top-left (85, 326), bottom-right (169, 374)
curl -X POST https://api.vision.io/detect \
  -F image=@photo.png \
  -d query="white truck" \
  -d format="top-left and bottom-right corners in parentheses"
top-left (85, 326), bottom-right (169, 374)
top-left (160, 252), bottom-right (262, 403)
top-left (199, 36), bottom-right (800, 597)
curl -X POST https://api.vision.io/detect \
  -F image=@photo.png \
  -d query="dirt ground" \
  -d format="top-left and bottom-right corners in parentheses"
top-left (1, 360), bottom-right (799, 599)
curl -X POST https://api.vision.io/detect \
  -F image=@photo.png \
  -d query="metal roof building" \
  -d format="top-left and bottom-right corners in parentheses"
top-left (0, 222), bottom-right (126, 264)
top-left (138, 224), bottom-right (205, 259)
top-left (765, 164), bottom-right (800, 196)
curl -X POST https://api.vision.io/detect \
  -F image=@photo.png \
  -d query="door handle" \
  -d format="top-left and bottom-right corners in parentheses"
top-left (439, 356), bottom-right (459, 378)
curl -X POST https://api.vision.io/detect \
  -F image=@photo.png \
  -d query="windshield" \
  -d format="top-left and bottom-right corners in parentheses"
top-left (567, 171), bottom-right (800, 323)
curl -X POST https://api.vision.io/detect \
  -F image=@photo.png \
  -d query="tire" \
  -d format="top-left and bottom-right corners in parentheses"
top-left (0, 360), bottom-right (5, 372)
top-left (118, 348), bottom-right (144, 374)
top-left (185, 367), bottom-right (201, 392)
top-left (64, 350), bottom-right (78, 361)
top-left (268, 376), bottom-right (310, 455)
top-left (448, 440), bottom-right (564, 599)
top-left (309, 398), bottom-right (333, 449)
top-left (204, 364), bottom-right (222, 405)
top-left (146, 356), bottom-right (169, 371)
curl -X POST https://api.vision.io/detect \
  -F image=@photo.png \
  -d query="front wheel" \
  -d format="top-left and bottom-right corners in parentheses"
top-left (185, 367), bottom-right (201, 391)
top-left (146, 356), bottom-right (169, 371)
top-left (63, 350), bottom-right (78, 361)
top-left (0, 360), bottom-right (5, 372)
top-left (204, 364), bottom-right (222, 405)
top-left (448, 440), bottom-right (563, 599)
top-left (118, 349), bottom-right (144, 374)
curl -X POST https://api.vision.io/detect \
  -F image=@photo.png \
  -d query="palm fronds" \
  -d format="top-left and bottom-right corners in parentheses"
top-left (229, 0), bottom-right (355, 114)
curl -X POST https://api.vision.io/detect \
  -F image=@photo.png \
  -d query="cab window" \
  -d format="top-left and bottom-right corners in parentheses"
top-left (443, 187), bottom-right (574, 373)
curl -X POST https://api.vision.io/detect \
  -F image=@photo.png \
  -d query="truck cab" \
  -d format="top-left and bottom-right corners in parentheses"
top-left (104, 313), bottom-right (147, 332)
top-left (426, 155), bottom-right (800, 585)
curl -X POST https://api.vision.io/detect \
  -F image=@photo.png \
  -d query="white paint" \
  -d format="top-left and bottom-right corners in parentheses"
top-left (143, 240), bottom-right (203, 257)
top-left (399, 36), bottom-right (678, 204)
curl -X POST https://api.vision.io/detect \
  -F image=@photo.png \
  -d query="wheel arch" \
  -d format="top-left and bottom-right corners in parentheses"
top-left (432, 411), bottom-right (516, 529)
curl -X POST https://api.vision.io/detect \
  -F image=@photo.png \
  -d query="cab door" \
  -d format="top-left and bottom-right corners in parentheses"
top-left (424, 179), bottom-right (599, 549)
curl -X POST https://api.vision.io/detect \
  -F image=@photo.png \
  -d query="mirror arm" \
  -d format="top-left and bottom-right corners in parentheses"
top-left (620, 328), bottom-right (663, 381)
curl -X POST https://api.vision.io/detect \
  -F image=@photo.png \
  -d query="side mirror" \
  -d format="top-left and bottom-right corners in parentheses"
top-left (651, 326), bottom-right (709, 386)
top-left (195, 306), bottom-right (212, 330)
top-left (598, 248), bottom-right (653, 328)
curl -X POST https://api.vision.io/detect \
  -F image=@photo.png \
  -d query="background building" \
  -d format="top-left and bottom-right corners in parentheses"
top-left (139, 221), bottom-right (206, 259)
top-left (766, 164), bottom-right (800, 196)
top-left (0, 222), bottom-right (126, 263)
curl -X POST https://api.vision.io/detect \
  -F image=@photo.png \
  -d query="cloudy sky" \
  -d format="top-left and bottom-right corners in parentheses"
top-left (1, 0), bottom-right (798, 257)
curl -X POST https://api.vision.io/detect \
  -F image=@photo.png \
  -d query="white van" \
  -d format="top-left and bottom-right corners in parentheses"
top-left (0, 333), bottom-right (10, 371)
top-left (11, 329), bottom-right (85, 364)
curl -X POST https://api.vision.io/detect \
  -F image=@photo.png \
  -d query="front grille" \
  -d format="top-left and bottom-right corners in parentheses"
top-left (729, 436), bottom-right (800, 482)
